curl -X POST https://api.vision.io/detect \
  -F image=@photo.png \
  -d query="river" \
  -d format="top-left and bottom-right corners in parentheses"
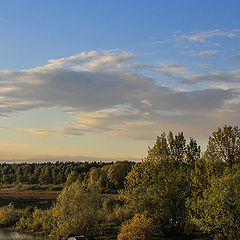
top-left (0, 229), bottom-right (43, 239)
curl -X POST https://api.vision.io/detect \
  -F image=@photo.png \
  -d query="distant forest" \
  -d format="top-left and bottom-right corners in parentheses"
top-left (0, 161), bottom-right (110, 185)
top-left (0, 160), bottom-right (134, 193)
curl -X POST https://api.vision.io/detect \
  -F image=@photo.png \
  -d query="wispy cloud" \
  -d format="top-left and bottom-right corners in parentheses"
top-left (196, 50), bottom-right (218, 57)
top-left (17, 128), bottom-right (53, 139)
top-left (199, 64), bottom-right (212, 69)
top-left (184, 49), bottom-right (218, 57)
top-left (178, 29), bottom-right (240, 42)
top-left (153, 64), bottom-right (187, 74)
top-left (130, 63), bottom-right (186, 74)
top-left (150, 40), bottom-right (169, 45)
top-left (180, 70), bottom-right (240, 85)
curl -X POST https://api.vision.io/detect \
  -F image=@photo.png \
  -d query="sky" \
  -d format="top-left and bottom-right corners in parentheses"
top-left (0, 0), bottom-right (239, 162)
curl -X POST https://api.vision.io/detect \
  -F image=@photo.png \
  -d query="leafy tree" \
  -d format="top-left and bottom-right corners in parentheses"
top-left (205, 125), bottom-right (240, 168)
top-left (50, 180), bottom-right (103, 239)
top-left (188, 158), bottom-right (209, 198)
top-left (123, 132), bottom-right (199, 234)
top-left (188, 165), bottom-right (240, 240)
top-left (0, 203), bottom-right (21, 227)
top-left (107, 161), bottom-right (134, 190)
top-left (65, 171), bottom-right (79, 187)
top-left (146, 132), bottom-right (200, 165)
top-left (87, 167), bottom-right (108, 192)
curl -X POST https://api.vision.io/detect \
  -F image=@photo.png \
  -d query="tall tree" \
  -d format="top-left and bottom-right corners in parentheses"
top-left (188, 166), bottom-right (240, 240)
top-left (123, 132), bottom-right (200, 234)
top-left (205, 125), bottom-right (240, 168)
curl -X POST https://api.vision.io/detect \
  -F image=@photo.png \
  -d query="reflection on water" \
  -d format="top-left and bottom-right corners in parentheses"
top-left (0, 229), bottom-right (42, 239)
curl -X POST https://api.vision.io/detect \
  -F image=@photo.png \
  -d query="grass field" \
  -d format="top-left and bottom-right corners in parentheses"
top-left (0, 188), bottom-right (57, 209)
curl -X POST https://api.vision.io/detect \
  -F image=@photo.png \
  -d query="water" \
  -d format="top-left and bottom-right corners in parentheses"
top-left (0, 229), bottom-right (42, 239)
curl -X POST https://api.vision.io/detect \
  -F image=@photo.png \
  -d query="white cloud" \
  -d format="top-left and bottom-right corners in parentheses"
top-left (179, 29), bottom-right (240, 42)
top-left (228, 69), bottom-right (240, 75)
top-left (181, 71), bottom-right (240, 84)
top-left (150, 40), bottom-right (169, 45)
top-left (17, 128), bottom-right (53, 139)
top-left (130, 63), bottom-right (186, 74)
top-left (0, 50), bottom-right (238, 141)
top-left (199, 64), bottom-right (212, 68)
top-left (184, 49), bottom-right (218, 57)
top-left (196, 50), bottom-right (218, 57)
top-left (141, 99), bottom-right (152, 107)
top-left (153, 64), bottom-right (187, 74)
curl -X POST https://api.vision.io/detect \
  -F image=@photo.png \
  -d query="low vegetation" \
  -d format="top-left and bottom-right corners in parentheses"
top-left (0, 125), bottom-right (240, 240)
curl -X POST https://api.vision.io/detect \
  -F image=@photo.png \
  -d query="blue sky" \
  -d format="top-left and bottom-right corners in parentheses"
top-left (0, 1), bottom-right (239, 161)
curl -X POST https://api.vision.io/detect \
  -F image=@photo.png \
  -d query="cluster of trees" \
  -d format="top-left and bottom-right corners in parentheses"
top-left (1, 125), bottom-right (240, 240)
top-left (84, 160), bottom-right (134, 192)
top-left (0, 160), bottom-right (134, 193)
top-left (0, 161), bottom-right (110, 185)
top-left (122, 125), bottom-right (240, 239)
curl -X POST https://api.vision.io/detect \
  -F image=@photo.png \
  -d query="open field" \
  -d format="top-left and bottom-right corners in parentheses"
top-left (0, 189), bottom-right (58, 199)
top-left (0, 189), bottom-right (57, 209)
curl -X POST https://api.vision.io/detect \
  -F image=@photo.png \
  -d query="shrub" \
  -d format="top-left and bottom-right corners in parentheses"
top-left (117, 213), bottom-right (153, 240)
top-left (0, 203), bottom-right (21, 227)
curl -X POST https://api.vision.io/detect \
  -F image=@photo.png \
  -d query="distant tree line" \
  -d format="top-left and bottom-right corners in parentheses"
top-left (0, 161), bottom-right (109, 185)
top-left (0, 160), bottom-right (135, 193)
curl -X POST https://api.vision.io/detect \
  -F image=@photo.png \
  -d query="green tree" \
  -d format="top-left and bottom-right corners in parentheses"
top-left (87, 167), bottom-right (108, 192)
top-left (123, 132), bottom-right (198, 234)
top-left (107, 161), bottom-right (134, 190)
top-left (50, 180), bottom-right (103, 239)
top-left (188, 165), bottom-right (240, 240)
top-left (205, 125), bottom-right (240, 168)
top-left (65, 171), bottom-right (79, 187)
top-left (188, 158), bottom-right (209, 198)
top-left (0, 203), bottom-right (20, 227)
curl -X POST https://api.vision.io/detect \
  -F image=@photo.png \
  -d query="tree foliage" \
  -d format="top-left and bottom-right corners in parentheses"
top-left (107, 161), bottom-right (133, 190)
top-left (205, 125), bottom-right (240, 167)
top-left (123, 132), bottom-right (200, 234)
top-left (50, 180), bottom-right (103, 239)
top-left (0, 161), bottom-right (111, 185)
top-left (188, 166), bottom-right (240, 240)
top-left (117, 214), bottom-right (153, 240)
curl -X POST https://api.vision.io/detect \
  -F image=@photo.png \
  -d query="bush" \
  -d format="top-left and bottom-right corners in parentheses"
top-left (117, 213), bottom-right (154, 240)
top-left (50, 181), bottom-right (104, 239)
top-left (0, 203), bottom-right (21, 227)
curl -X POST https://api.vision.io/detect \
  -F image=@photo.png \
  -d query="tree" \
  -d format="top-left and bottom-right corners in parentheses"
top-left (205, 125), bottom-right (240, 168)
top-left (188, 165), bottom-right (240, 240)
top-left (65, 171), bottom-right (79, 187)
top-left (87, 167), bottom-right (108, 192)
top-left (123, 132), bottom-right (199, 234)
top-left (146, 132), bottom-right (200, 165)
top-left (188, 157), bottom-right (209, 198)
top-left (107, 161), bottom-right (134, 190)
top-left (50, 180), bottom-right (103, 239)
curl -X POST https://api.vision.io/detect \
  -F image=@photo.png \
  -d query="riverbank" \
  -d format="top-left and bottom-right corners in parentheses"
top-left (0, 228), bottom-right (44, 240)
